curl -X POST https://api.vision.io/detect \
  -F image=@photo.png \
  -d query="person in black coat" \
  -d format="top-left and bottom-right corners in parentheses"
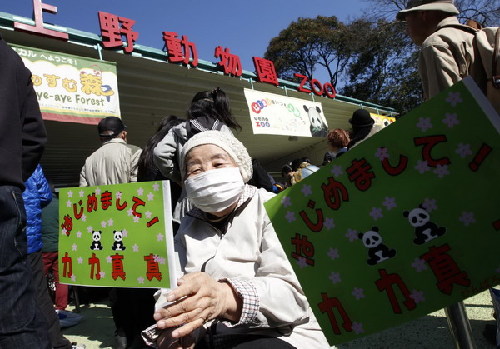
top-left (0, 34), bottom-right (51, 348)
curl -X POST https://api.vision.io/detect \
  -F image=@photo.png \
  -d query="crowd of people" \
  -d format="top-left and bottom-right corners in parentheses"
top-left (1, 0), bottom-right (497, 348)
top-left (279, 108), bottom-right (381, 189)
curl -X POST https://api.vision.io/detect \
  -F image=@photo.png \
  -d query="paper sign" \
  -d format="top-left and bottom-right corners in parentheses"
top-left (58, 181), bottom-right (175, 289)
top-left (10, 43), bottom-right (121, 125)
top-left (264, 78), bottom-right (500, 345)
top-left (244, 88), bottom-right (328, 137)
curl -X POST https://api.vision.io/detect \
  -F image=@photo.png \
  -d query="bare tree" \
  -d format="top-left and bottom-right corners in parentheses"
top-left (365, 0), bottom-right (499, 26)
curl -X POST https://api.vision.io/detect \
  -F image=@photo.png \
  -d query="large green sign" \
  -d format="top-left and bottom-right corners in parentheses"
top-left (58, 181), bottom-right (175, 289)
top-left (264, 78), bottom-right (500, 346)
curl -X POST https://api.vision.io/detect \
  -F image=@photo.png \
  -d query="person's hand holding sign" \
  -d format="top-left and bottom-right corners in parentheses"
top-left (154, 272), bottom-right (242, 348)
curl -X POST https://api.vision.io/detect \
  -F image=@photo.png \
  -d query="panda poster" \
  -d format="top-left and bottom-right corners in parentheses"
top-left (58, 181), bottom-right (176, 289)
top-left (243, 88), bottom-right (328, 137)
top-left (264, 78), bottom-right (500, 346)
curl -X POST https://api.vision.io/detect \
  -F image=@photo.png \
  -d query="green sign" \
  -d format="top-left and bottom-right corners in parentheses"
top-left (264, 78), bottom-right (500, 346)
top-left (58, 181), bottom-right (175, 289)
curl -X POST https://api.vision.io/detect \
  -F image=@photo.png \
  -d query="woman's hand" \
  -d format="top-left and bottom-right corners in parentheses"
top-left (157, 327), bottom-right (197, 349)
top-left (154, 272), bottom-right (242, 339)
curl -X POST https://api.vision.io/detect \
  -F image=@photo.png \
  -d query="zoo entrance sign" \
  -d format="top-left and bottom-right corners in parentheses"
top-left (13, 0), bottom-right (337, 100)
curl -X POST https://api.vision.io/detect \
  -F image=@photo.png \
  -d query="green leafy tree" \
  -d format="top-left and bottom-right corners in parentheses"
top-left (264, 0), bottom-right (499, 114)
top-left (264, 16), bottom-right (352, 88)
top-left (347, 0), bottom-right (499, 113)
top-left (340, 19), bottom-right (423, 113)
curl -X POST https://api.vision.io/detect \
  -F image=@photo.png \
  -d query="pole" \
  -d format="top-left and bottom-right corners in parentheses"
top-left (445, 301), bottom-right (476, 349)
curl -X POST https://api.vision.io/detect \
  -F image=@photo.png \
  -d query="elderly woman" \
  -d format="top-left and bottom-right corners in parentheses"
top-left (144, 131), bottom-right (329, 348)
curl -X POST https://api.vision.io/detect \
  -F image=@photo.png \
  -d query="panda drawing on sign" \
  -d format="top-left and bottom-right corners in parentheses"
top-left (304, 105), bottom-right (328, 137)
top-left (358, 227), bottom-right (396, 265)
top-left (403, 205), bottom-right (446, 245)
top-left (111, 230), bottom-right (126, 251)
top-left (90, 230), bottom-right (103, 250)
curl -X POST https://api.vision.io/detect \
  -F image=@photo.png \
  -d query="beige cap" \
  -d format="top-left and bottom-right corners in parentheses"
top-left (397, 0), bottom-right (459, 21)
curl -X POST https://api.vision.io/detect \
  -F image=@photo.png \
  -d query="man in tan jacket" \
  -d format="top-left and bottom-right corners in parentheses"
top-left (398, 1), bottom-right (482, 347)
top-left (79, 117), bottom-right (141, 187)
top-left (79, 116), bottom-right (143, 348)
top-left (397, 0), bottom-right (485, 100)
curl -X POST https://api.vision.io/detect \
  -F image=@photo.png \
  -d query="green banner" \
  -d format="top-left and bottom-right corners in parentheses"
top-left (58, 181), bottom-right (175, 288)
top-left (10, 43), bottom-right (120, 125)
top-left (264, 78), bottom-right (500, 346)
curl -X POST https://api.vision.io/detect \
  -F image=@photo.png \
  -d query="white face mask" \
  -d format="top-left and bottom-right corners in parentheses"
top-left (185, 167), bottom-right (244, 213)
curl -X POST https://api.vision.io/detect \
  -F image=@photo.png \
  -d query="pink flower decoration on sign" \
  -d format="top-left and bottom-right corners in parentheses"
top-left (324, 217), bottom-right (335, 230)
top-left (352, 322), bottom-right (365, 334)
top-left (285, 211), bottom-right (297, 223)
top-left (410, 289), bottom-right (425, 303)
top-left (331, 165), bottom-right (343, 177)
top-left (369, 207), bottom-right (383, 220)
top-left (412, 258), bottom-right (428, 272)
top-left (352, 287), bottom-right (365, 300)
top-left (301, 184), bottom-right (312, 197)
top-left (382, 197), bottom-right (397, 211)
top-left (433, 164), bottom-right (450, 178)
top-left (446, 92), bottom-right (462, 107)
top-left (297, 257), bottom-right (309, 268)
top-left (459, 211), bottom-right (476, 226)
top-left (417, 117), bottom-right (432, 132)
top-left (442, 113), bottom-right (459, 127)
top-left (281, 196), bottom-right (292, 207)
top-left (456, 143), bottom-right (472, 158)
top-left (422, 198), bottom-right (437, 212)
top-left (329, 272), bottom-right (341, 284)
top-left (345, 229), bottom-right (359, 242)
top-left (375, 147), bottom-right (389, 160)
top-left (415, 160), bottom-right (431, 174)
top-left (327, 248), bottom-right (339, 260)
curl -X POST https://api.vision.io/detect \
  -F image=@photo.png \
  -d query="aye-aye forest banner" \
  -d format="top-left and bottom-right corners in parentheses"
top-left (10, 43), bottom-right (120, 125)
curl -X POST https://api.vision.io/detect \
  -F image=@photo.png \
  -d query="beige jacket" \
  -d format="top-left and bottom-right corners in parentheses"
top-left (419, 17), bottom-right (485, 100)
top-left (79, 138), bottom-right (142, 186)
top-left (172, 188), bottom-right (330, 348)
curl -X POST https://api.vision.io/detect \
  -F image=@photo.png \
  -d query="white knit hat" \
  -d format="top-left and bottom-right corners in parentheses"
top-left (180, 130), bottom-right (253, 183)
top-left (397, 0), bottom-right (459, 21)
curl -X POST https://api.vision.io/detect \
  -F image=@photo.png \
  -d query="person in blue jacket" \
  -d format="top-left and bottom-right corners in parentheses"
top-left (23, 165), bottom-right (83, 349)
